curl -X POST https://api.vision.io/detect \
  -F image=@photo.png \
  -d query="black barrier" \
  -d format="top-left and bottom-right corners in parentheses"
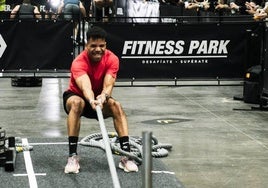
top-left (261, 24), bottom-right (268, 104)
top-left (0, 20), bottom-right (73, 71)
top-left (94, 22), bottom-right (262, 79)
top-left (264, 54), bottom-right (268, 95)
top-left (0, 20), bottom-right (264, 79)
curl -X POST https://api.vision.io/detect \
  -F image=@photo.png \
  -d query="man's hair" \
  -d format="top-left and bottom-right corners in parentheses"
top-left (86, 26), bottom-right (107, 40)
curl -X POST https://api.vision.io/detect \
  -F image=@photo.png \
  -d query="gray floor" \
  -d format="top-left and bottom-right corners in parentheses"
top-left (1, 78), bottom-right (268, 188)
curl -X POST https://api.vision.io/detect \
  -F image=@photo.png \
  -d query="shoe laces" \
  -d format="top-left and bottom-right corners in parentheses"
top-left (68, 156), bottom-right (79, 165)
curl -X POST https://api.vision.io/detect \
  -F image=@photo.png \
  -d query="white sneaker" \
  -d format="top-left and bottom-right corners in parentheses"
top-left (119, 156), bottom-right (138, 172)
top-left (64, 155), bottom-right (80, 174)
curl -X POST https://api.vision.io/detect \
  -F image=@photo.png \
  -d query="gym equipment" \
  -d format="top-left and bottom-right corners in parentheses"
top-left (243, 65), bottom-right (261, 104)
top-left (234, 64), bottom-right (268, 111)
top-left (142, 131), bottom-right (152, 188)
top-left (5, 137), bottom-right (16, 172)
top-left (15, 144), bottom-right (33, 153)
top-left (95, 104), bottom-right (121, 188)
top-left (0, 127), bottom-right (17, 172)
top-left (80, 132), bottom-right (173, 165)
top-left (0, 127), bottom-right (6, 167)
top-left (11, 77), bottom-right (42, 87)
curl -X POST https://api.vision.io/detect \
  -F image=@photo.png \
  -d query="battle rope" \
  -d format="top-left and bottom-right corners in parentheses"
top-left (79, 132), bottom-right (172, 165)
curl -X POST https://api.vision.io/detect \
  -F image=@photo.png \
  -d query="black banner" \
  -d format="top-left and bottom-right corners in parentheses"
top-left (0, 20), bottom-right (73, 71)
top-left (96, 22), bottom-right (262, 79)
top-left (0, 21), bottom-right (263, 79)
top-left (263, 25), bottom-right (268, 96)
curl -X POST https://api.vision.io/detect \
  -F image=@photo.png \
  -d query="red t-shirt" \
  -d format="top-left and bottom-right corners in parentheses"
top-left (67, 49), bottom-right (119, 96)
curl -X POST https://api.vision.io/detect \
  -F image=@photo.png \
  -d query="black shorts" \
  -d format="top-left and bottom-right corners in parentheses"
top-left (63, 4), bottom-right (80, 21)
top-left (63, 90), bottom-right (98, 119)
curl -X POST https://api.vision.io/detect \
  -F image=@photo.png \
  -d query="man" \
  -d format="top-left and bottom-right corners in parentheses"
top-left (228, 0), bottom-right (248, 15)
top-left (253, 1), bottom-right (268, 20)
top-left (58, 0), bottom-right (87, 44)
top-left (10, 0), bottom-right (41, 19)
top-left (80, 0), bottom-right (92, 17)
top-left (58, 0), bottom-right (87, 20)
top-left (93, 0), bottom-right (114, 21)
top-left (63, 26), bottom-right (138, 174)
top-left (44, 0), bottom-right (60, 19)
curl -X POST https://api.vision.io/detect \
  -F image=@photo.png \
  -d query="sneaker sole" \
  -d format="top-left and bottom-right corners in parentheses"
top-left (64, 165), bottom-right (80, 174)
top-left (64, 169), bottom-right (79, 174)
top-left (119, 162), bottom-right (138, 173)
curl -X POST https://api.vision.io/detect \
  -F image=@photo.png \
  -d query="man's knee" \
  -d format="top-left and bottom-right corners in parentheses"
top-left (69, 98), bottom-right (84, 114)
top-left (111, 100), bottom-right (125, 115)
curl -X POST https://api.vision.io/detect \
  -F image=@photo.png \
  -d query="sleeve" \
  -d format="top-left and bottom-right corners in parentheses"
top-left (106, 53), bottom-right (119, 79)
top-left (71, 57), bottom-right (88, 79)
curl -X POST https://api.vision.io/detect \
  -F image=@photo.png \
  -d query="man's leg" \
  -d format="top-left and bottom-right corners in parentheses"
top-left (64, 95), bottom-right (85, 173)
top-left (105, 99), bottom-right (138, 172)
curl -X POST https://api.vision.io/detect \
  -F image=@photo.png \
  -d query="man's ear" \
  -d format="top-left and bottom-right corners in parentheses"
top-left (85, 42), bottom-right (89, 49)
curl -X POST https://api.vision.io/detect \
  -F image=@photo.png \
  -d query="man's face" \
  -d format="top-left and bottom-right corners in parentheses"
top-left (86, 38), bottom-right (106, 63)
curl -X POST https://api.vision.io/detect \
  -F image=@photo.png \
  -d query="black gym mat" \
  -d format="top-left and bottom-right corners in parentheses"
top-left (0, 138), bottom-right (183, 188)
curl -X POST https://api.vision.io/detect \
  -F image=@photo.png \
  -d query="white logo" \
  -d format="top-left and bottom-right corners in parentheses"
top-left (121, 40), bottom-right (230, 59)
top-left (0, 34), bottom-right (7, 58)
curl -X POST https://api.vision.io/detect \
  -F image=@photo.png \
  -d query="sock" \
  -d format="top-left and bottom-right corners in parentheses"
top-left (68, 136), bottom-right (78, 156)
top-left (119, 136), bottom-right (130, 152)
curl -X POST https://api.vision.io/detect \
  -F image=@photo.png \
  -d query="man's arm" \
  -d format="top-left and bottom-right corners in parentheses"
top-left (57, 0), bottom-right (64, 14)
top-left (98, 74), bottom-right (116, 103)
top-left (79, 2), bottom-right (87, 17)
top-left (10, 5), bottom-right (20, 18)
top-left (253, 2), bottom-right (268, 20)
top-left (75, 74), bottom-right (95, 103)
top-left (34, 6), bottom-right (41, 19)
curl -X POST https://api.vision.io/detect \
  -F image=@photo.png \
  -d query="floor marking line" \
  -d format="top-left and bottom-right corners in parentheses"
top-left (151, 170), bottom-right (175, 175)
top-left (28, 141), bottom-right (87, 146)
top-left (29, 142), bottom-right (68, 146)
top-left (13, 173), bottom-right (47, 177)
top-left (22, 138), bottom-right (38, 188)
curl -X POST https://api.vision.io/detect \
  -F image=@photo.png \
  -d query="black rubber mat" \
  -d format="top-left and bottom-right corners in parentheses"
top-left (0, 138), bottom-right (183, 188)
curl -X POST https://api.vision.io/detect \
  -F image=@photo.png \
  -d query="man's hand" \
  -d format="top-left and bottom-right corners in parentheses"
top-left (89, 99), bottom-right (98, 110)
top-left (97, 93), bottom-right (107, 104)
top-left (93, 93), bottom-right (107, 109)
top-left (201, 0), bottom-right (210, 10)
top-left (254, 8), bottom-right (267, 21)
top-left (89, 98), bottom-right (103, 109)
